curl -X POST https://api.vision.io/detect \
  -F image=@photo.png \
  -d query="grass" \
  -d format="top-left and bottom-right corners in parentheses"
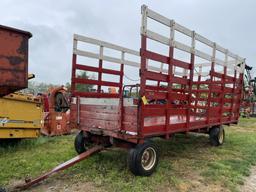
top-left (1, 118), bottom-right (256, 191)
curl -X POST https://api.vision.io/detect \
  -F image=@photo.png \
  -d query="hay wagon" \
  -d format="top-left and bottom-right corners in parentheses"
top-left (70, 5), bottom-right (245, 176)
top-left (10, 5), bottom-right (246, 191)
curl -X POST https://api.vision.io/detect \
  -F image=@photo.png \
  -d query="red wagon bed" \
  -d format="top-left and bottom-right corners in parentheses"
top-left (71, 5), bottom-right (245, 140)
top-left (70, 5), bottom-right (245, 175)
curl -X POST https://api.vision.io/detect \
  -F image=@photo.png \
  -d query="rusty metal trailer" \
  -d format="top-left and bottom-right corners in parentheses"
top-left (5, 5), bottom-right (246, 191)
top-left (0, 25), bottom-right (32, 97)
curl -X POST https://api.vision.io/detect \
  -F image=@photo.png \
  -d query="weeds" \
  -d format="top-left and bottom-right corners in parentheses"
top-left (0, 118), bottom-right (256, 191)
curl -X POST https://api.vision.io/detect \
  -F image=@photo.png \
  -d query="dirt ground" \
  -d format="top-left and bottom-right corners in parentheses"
top-left (16, 180), bottom-right (226, 192)
top-left (12, 168), bottom-right (254, 192)
top-left (8, 178), bottom-right (104, 192)
top-left (240, 166), bottom-right (256, 192)
top-left (26, 180), bottom-right (103, 192)
top-left (10, 172), bottom-right (227, 192)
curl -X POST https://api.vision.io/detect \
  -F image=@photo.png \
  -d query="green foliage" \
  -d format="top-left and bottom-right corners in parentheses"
top-left (1, 118), bottom-right (256, 191)
top-left (24, 72), bottom-right (92, 95)
top-left (65, 82), bottom-right (71, 91)
top-left (76, 71), bottom-right (94, 92)
top-left (0, 136), bottom-right (75, 187)
top-left (27, 81), bottom-right (60, 94)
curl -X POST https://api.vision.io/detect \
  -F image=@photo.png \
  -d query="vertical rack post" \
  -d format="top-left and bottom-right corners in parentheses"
top-left (119, 51), bottom-right (125, 130)
top-left (219, 50), bottom-right (228, 123)
top-left (138, 5), bottom-right (148, 139)
top-left (186, 31), bottom-right (195, 131)
top-left (120, 52), bottom-right (125, 97)
top-left (71, 37), bottom-right (78, 94)
top-left (97, 46), bottom-right (104, 93)
top-left (165, 20), bottom-right (175, 138)
top-left (230, 67), bottom-right (237, 121)
top-left (195, 65), bottom-right (202, 114)
top-left (206, 43), bottom-right (216, 124)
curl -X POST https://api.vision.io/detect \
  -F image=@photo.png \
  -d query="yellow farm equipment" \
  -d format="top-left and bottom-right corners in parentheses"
top-left (0, 25), bottom-right (44, 141)
top-left (0, 92), bottom-right (43, 139)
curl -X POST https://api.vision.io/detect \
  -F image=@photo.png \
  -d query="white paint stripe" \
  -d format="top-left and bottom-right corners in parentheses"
top-left (79, 98), bottom-right (137, 106)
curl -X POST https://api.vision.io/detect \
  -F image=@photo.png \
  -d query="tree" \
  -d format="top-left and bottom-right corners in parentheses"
top-left (76, 71), bottom-right (94, 92)
top-left (27, 81), bottom-right (59, 95)
top-left (65, 82), bottom-right (71, 91)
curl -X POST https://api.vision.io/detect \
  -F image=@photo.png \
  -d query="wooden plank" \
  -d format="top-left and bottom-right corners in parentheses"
top-left (168, 122), bottom-right (187, 130)
top-left (169, 92), bottom-right (188, 100)
top-left (123, 122), bottom-right (137, 132)
top-left (145, 5), bottom-right (171, 27)
top-left (168, 108), bottom-right (186, 115)
top-left (195, 33), bottom-right (214, 47)
top-left (175, 22), bottom-right (192, 37)
top-left (74, 78), bottom-right (120, 87)
top-left (173, 58), bottom-right (191, 70)
top-left (74, 34), bottom-right (139, 56)
top-left (80, 105), bottom-right (119, 114)
top-left (145, 71), bottom-right (168, 82)
top-left (171, 76), bottom-right (190, 85)
top-left (145, 91), bottom-right (167, 100)
top-left (73, 91), bottom-right (119, 98)
top-left (144, 107), bottom-right (165, 116)
top-left (123, 114), bottom-right (137, 123)
top-left (142, 125), bottom-right (165, 135)
top-left (146, 30), bottom-right (170, 45)
top-left (209, 107), bottom-right (221, 116)
top-left (190, 120), bottom-right (208, 128)
top-left (80, 111), bottom-right (119, 121)
top-left (192, 89), bottom-right (210, 93)
top-left (211, 71), bottom-right (236, 82)
top-left (76, 64), bottom-right (122, 75)
top-left (123, 107), bottom-right (137, 115)
top-left (142, 50), bottom-right (169, 64)
top-left (191, 97), bottom-right (208, 102)
top-left (173, 41), bottom-right (191, 54)
top-left (80, 118), bottom-right (119, 130)
top-left (145, 85), bottom-right (167, 91)
top-left (74, 49), bottom-right (140, 68)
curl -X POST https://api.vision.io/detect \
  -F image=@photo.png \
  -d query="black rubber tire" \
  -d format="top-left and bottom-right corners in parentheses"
top-left (128, 142), bottom-right (159, 176)
top-left (209, 126), bottom-right (225, 146)
top-left (74, 131), bottom-right (92, 154)
top-left (0, 139), bottom-right (21, 147)
top-left (0, 187), bottom-right (6, 192)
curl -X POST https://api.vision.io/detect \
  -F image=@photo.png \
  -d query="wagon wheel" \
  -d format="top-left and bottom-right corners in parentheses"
top-left (74, 131), bottom-right (94, 154)
top-left (127, 141), bottom-right (159, 176)
top-left (209, 126), bottom-right (225, 146)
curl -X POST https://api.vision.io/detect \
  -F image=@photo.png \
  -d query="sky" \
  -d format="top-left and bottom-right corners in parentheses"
top-left (1, 0), bottom-right (255, 85)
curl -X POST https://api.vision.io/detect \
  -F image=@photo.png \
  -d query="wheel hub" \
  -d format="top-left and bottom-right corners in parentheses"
top-left (141, 147), bottom-right (156, 171)
top-left (218, 130), bottom-right (224, 143)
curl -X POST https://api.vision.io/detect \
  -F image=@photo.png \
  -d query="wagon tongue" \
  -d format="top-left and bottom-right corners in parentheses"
top-left (10, 145), bottom-right (104, 191)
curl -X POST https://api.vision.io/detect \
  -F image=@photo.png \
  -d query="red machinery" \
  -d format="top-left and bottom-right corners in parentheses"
top-left (41, 86), bottom-right (71, 136)
top-left (8, 5), bottom-right (246, 191)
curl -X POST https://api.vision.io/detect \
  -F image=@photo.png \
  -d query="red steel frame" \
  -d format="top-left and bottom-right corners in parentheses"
top-left (139, 37), bottom-right (243, 138)
top-left (71, 54), bottom-right (123, 99)
top-left (8, 6), bottom-right (246, 191)
top-left (70, 5), bottom-right (246, 144)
